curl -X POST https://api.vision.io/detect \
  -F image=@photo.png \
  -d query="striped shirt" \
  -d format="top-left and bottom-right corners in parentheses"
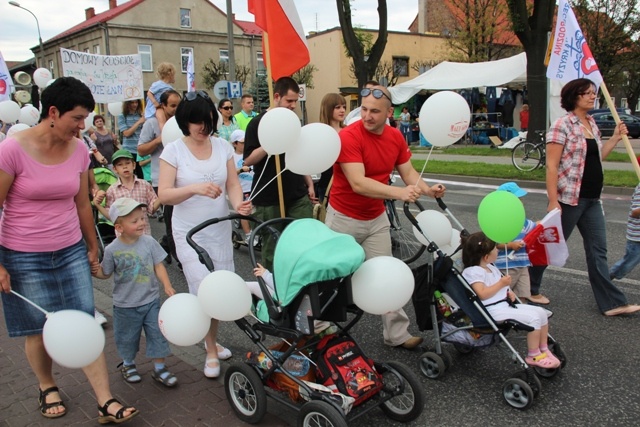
top-left (546, 112), bottom-right (603, 206)
top-left (627, 184), bottom-right (640, 242)
top-left (494, 219), bottom-right (536, 269)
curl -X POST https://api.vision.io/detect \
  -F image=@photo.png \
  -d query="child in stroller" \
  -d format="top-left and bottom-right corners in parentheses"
top-left (461, 231), bottom-right (560, 369)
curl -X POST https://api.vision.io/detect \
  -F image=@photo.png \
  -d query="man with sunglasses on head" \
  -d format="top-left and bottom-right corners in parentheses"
top-left (325, 84), bottom-right (446, 350)
top-left (244, 77), bottom-right (315, 271)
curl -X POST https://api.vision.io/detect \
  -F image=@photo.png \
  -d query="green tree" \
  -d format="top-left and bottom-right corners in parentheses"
top-left (200, 59), bottom-right (251, 90)
top-left (292, 64), bottom-right (319, 89)
top-left (336, 0), bottom-right (388, 92)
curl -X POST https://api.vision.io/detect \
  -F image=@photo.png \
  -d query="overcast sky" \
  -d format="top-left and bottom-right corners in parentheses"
top-left (1, 0), bottom-right (418, 62)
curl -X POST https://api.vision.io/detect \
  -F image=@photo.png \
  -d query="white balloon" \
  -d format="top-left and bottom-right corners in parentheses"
top-left (436, 229), bottom-right (461, 257)
top-left (46, 79), bottom-right (56, 87)
top-left (33, 68), bottom-right (53, 88)
top-left (419, 91), bottom-right (470, 147)
top-left (0, 100), bottom-right (21, 123)
top-left (161, 116), bottom-right (183, 146)
top-left (19, 104), bottom-right (40, 126)
top-left (412, 210), bottom-right (453, 248)
top-left (351, 256), bottom-right (415, 315)
top-left (198, 270), bottom-right (252, 321)
top-left (83, 112), bottom-right (96, 133)
top-left (7, 123), bottom-right (30, 136)
top-left (285, 123), bottom-right (341, 175)
top-left (43, 310), bottom-right (105, 369)
top-left (257, 107), bottom-right (301, 155)
top-left (107, 102), bottom-right (123, 117)
top-left (159, 293), bottom-right (211, 346)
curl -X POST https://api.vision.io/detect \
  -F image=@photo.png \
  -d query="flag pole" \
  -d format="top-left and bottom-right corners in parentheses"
top-left (599, 82), bottom-right (640, 180)
top-left (263, 32), bottom-right (287, 218)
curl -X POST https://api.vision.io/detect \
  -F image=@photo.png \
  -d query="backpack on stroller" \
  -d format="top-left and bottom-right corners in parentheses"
top-left (91, 167), bottom-right (118, 260)
top-left (406, 197), bottom-right (566, 410)
top-left (186, 215), bottom-right (425, 426)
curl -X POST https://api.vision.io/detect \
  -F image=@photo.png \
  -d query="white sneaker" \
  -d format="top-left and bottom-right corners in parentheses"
top-left (94, 309), bottom-right (107, 326)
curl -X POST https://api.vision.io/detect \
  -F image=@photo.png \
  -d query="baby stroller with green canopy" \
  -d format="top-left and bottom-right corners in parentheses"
top-left (91, 167), bottom-right (118, 260)
top-left (186, 215), bottom-right (424, 427)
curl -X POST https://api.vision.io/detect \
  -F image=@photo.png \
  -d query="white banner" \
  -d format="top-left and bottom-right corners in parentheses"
top-left (0, 51), bottom-right (14, 102)
top-left (546, 0), bottom-right (603, 86)
top-left (187, 51), bottom-right (195, 92)
top-left (60, 48), bottom-right (144, 103)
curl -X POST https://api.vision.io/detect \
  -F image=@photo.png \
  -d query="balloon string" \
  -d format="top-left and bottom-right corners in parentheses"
top-left (415, 145), bottom-right (434, 187)
top-left (248, 168), bottom-right (287, 202)
top-left (504, 246), bottom-right (509, 276)
top-left (248, 155), bottom-right (271, 201)
top-left (10, 290), bottom-right (50, 316)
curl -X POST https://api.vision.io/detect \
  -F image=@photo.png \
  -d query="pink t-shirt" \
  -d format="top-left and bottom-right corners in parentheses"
top-left (0, 137), bottom-right (89, 252)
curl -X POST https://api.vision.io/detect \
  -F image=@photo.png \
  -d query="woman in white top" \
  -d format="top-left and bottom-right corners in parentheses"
top-left (158, 90), bottom-right (251, 378)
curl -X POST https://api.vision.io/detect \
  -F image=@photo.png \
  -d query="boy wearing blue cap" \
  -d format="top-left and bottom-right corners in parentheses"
top-left (493, 182), bottom-right (538, 302)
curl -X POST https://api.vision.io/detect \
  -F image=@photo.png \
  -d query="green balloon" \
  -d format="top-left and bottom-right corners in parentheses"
top-left (477, 191), bottom-right (526, 243)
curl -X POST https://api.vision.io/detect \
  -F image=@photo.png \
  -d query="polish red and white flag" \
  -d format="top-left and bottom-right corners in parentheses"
top-left (248, 0), bottom-right (310, 80)
top-left (522, 208), bottom-right (569, 267)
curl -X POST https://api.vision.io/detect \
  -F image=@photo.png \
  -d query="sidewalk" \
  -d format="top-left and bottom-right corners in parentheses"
top-left (0, 301), bottom-right (287, 426)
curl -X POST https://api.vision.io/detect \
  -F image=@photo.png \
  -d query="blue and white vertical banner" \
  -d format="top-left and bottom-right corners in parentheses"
top-left (187, 51), bottom-right (195, 93)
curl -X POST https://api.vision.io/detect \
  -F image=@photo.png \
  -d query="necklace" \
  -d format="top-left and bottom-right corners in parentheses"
top-left (580, 122), bottom-right (595, 138)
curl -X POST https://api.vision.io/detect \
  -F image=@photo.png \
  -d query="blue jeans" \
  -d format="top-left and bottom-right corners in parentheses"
top-left (113, 298), bottom-right (170, 361)
top-left (530, 199), bottom-right (628, 312)
top-left (0, 240), bottom-right (94, 337)
top-left (610, 239), bottom-right (640, 280)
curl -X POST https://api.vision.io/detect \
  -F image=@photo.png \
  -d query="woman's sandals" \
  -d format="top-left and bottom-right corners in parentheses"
top-left (97, 398), bottom-right (138, 424)
top-left (38, 386), bottom-right (66, 418)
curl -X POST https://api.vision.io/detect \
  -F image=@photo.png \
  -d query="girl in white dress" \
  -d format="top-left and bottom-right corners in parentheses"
top-left (159, 90), bottom-right (252, 378)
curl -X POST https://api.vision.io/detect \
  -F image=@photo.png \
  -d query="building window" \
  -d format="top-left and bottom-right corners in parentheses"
top-left (48, 60), bottom-right (55, 78)
top-left (93, 44), bottom-right (100, 54)
top-left (257, 51), bottom-right (266, 76)
top-left (180, 8), bottom-right (191, 28)
top-left (84, 48), bottom-right (90, 53)
top-left (393, 56), bottom-right (409, 77)
top-left (181, 47), bottom-right (194, 73)
top-left (138, 45), bottom-right (152, 72)
top-left (219, 49), bottom-right (229, 64)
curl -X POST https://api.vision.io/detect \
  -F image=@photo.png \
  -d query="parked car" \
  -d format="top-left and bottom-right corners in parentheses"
top-left (589, 108), bottom-right (631, 115)
top-left (592, 112), bottom-right (640, 139)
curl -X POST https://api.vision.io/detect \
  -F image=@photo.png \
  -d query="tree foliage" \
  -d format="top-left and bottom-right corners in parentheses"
top-left (446, 0), bottom-right (522, 62)
top-left (200, 59), bottom-right (251, 90)
top-left (336, 0), bottom-right (388, 90)
top-left (292, 64), bottom-right (319, 89)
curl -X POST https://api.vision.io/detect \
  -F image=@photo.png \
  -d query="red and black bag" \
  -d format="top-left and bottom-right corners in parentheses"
top-left (313, 334), bottom-right (383, 406)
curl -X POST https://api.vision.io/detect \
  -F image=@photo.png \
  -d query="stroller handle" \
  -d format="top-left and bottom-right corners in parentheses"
top-left (434, 197), bottom-right (469, 238)
top-left (186, 213), bottom-right (262, 272)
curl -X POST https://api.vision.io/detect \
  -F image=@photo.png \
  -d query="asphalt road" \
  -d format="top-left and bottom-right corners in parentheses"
top-left (93, 180), bottom-right (640, 426)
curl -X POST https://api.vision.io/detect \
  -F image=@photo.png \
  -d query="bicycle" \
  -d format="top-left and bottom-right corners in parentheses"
top-left (511, 130), bottom-right (546, 172)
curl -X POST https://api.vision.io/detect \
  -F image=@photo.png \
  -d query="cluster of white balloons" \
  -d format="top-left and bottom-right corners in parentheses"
top-left (260, 108), bottom-right (341, 175)
top-left (158, 271), bottom-right (252, 346)
top-left (419, 91), bottom-right (471, 147)
top-left (412, 210), bottom-right (461, 256)
top-left (0, 68), bottom-right (56, 133)
top-left (351, 256), bottom-right (415, 315)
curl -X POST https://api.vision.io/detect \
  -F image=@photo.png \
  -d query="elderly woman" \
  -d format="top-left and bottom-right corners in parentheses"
top-left (0, 77), bottom-right (137, 422)
top-left (539, 78), bottom-right (640, 316)
top-left (158, 90), bottom-right (251, 378)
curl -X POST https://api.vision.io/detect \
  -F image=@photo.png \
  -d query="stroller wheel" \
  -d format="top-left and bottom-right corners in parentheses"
top-left (453, 343), bottom-right (475, 355)
top-left (441, 349), bottom-right (453, 369)
top-left (224, 363), bottom-right (267, 424)
top-left (511, 370), bottom-right (542, 397)
top-left (379, 361), bottom-right (425, 422)
top-left (419, 351), bottom-right (446, 379)
top-left (297, 401), bottom-right (347, 427)
top-left (502, 378), bottom-right (534, 410)
top-left (232, 231), bottom-right (242, 249)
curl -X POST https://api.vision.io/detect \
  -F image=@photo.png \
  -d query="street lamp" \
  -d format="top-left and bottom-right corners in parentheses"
top-left (9, 1), bottom-right (45, 69)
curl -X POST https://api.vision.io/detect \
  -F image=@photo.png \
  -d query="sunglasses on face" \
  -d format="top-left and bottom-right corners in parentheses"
top-left (185, 90), bottom-right (211, 102)
top-left (360, 88), bottom-right (392, 103)
top-left (220, 106), bottom-right (233, 111)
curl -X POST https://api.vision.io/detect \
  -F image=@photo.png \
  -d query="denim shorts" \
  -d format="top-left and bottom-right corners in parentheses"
top-left (113, 298), bottom-right (170, 361)
top-left (0, 240), bottom-right (94, 337)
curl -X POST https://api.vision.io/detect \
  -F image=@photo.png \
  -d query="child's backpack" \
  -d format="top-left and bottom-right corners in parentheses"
top-left (313, 334), bottom-right (383, 406)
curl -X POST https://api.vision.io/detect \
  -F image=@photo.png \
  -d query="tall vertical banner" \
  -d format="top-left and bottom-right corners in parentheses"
top-left (546, 0), bottom-right (640, 180)
top-left (187, 51), bottom-right (195, 93)
top-left (546, 0), bottom-right (603, 86)
top-left (0, 51), bottom-right (14, 102)
top-left (60, 48), bottom-right (144, 103)
top-left (248, 0), bottom-right (310, 80)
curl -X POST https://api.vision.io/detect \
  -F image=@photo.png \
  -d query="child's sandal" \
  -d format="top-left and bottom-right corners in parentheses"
top-left (525, 352), bottom-right (560, 369)
top-left (119, 363), bottom-right (142, 383)
top-left (152, 367), bottom-right (178, 387)
top-left (97, 398), bottom-right (138, 424)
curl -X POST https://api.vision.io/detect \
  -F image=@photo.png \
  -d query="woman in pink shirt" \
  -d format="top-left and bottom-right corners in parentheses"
top-left (0, 77), bottom-right (138, 423)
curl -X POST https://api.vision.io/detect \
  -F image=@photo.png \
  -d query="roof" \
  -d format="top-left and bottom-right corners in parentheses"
top-left (235, 20), bottom-right (262, 36)
top-left (47, 0), bottom-right (145, 44)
